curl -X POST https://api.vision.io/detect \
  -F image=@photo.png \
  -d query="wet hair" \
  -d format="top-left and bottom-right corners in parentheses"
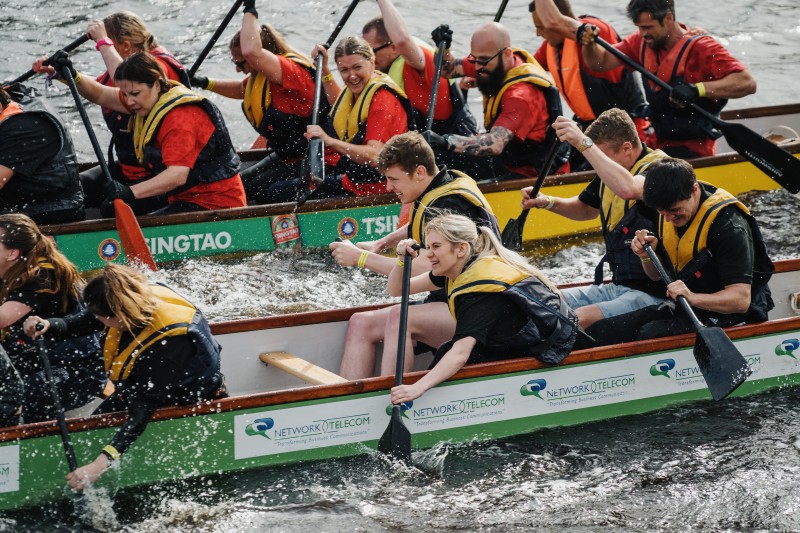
top-left (114, 52), bottom-right (169, 94)
top-left (104, 11), bottom-right (158, 51)
top-left (425, 213), bottom-right (558, 292)
top-left (642, 158), bottom-right (697, 211)
top-left (377, 132), bottom-right (438, 175)
top-left (362, 17), bottom-right (390, 44)
top-left (584, 108), bottom-right (641, 152)
top-left (626, 0), bottom-right (674, 24)
top-left (83, 264), bottom-right (157, 332)
top-left (0, 213), bottom-right (81, 313)
top-left (229, 23), bottom-right (305, 59)
top-left (528, 0), bottom-right (576, 18)
top-left (0, 88), bottom-right (10, 107)
top-left (334, 36), bottom-right (375, 63)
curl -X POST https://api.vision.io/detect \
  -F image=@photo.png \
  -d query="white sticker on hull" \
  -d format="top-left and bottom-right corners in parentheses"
top-left (0, 445), bottom-right (19, 493)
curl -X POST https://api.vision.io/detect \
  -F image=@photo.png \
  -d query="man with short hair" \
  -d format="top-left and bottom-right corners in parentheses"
top-left (427, 22), bottom-right (569, 181)
top-left (578, 0), bottom-right (756, 158)
top-left (331, 131), bottom-right (498, 379)
top-left (521, 108), bottom-right (668, 329)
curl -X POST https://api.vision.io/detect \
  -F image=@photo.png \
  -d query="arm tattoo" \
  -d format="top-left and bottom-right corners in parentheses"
top-left (451, 127), bottom-right (514, 156)
top-left (440, 57), bottom-right (463, 79)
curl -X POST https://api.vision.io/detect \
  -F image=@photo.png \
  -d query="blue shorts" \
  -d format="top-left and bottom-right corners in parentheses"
top-left (562, 283), bottom-right (665, 320)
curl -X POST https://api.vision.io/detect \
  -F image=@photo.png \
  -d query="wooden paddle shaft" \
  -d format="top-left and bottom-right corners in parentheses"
top-left (643, 243), bottom-right (704, 330)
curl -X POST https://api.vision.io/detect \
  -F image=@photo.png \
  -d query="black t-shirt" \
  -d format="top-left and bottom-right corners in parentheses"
top-left (0, 113), bottom-right (60, 178)
top-left (431, 273), bottom-right (527, 361)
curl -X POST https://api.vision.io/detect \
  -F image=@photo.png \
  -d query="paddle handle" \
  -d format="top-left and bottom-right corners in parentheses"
top-left (60, 66), bottom-right (114, 184)
top-left (35, 332), bottom-right (79, 473)
top-left (4, 34), bottom-right (90, 88)
top-left (188, 0), bottom-right (244, 78)
top-left (394, 251), bottom-right (415, 387)
top-left (494, 0), bottom-right (510, 22)
top-left (643, 243), bottom-right (704, 330)
top-left (425, 41), bottom-right (447, 132)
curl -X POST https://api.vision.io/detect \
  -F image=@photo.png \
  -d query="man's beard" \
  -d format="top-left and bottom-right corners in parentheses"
top-left (645, 31), bottom-right (669, 50)
top-left (476, 60), bottom-right (507, 97)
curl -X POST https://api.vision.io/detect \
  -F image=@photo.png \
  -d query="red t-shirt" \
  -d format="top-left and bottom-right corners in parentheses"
top-left (137, 105), bottom-right (246, 209)
top-left (616, 27), bottom-right (746, 156)
top-left (402, 46), bottom-right (453, 120)
top-left (254, 55), bottom-right (315, 117)
top-left (341, 87), bottom-right (408, 196)
top-left (462, 56), bottom-right (555, 177)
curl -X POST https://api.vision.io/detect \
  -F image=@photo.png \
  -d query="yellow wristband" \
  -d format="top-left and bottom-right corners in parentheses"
top-left (102, 444), bottom-right (121, 461)
top-left (58, 71), bottom-right (82, 84)
top-left (322, 72), bottom-right (334, 83)
top-left (397, 258), bottom-right (405, 267)
top-left (640, 256), bottom-right (652, 263)
top-left (695, 82), bottom-right (706, 98)
top-left (357, 250), bottom-right (369, 268)
top-left (206, 78), bottom-right (216, 90)
top-left (543, 195), bottom-right (556, 210)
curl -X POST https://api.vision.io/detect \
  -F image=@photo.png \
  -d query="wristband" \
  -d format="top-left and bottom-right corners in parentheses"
top-left (640, 256), bottom-right (652, 263)
top-left (95, 37), bottom-right (114, 51)
top-left (58, 71), bottom-right (82, 85)
top-left (397, 258), bottom-right (405, 267)
top-left (695, 82), bottom-right (706, 98)
top-left (543, 195), bottom-right (555, 210)
top-left (101, 444), bottom-right (121, 462)
top-left (322, 72), bottom-right (334, 83)
top-left (357, 250), bottom-right (369, 268)
top-left (206, 78), bottom-right (216, 90)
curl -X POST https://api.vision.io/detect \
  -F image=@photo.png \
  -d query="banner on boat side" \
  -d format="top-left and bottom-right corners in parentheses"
top-left (271, 214), bottom-right (301, 249)
top-left (0, 445), bottom-right (19, 494)
top-left (233, 332), bottom-right (797, 461)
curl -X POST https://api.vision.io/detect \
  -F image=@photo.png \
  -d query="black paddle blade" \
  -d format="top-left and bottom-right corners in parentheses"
top-left (718, 121), bottom-right (800, 194)
top-left (501, 217), bottom-right (523, 252)
top-left (693, 326), bottom-right (752, 401)
top-left (377, 406), bottom-right (411, 464)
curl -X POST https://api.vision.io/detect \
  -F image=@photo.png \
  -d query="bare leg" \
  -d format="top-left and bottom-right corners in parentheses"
top-left (576, 304), bottom-right (605, 329)
top-left (339, 306), bottom-right (394, 380)
top-left (380, 302), bottom-right (455, 376)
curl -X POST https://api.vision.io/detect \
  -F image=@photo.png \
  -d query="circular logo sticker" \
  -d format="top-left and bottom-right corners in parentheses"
top-left (338, 217), bottom-right (359, 240)
top-left (98, 238), bottom-right (121, 261)
top-left (271, 214), bottom-right (302, 249)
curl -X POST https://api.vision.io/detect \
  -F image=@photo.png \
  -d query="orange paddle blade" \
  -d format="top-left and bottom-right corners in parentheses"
top-left (113, 199), bottom-right (157, 271)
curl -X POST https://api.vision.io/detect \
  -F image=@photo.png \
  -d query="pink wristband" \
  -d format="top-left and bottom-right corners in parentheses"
top-left (95, 37), bottom-right (114, 51)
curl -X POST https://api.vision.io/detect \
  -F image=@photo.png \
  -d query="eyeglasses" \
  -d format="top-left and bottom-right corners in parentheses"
top-left (372, 41), bottom-right (392, 54)
top-left (465, 47), bottom-right (508, 67)
top-left (232, 58), bottom-right (247, 69)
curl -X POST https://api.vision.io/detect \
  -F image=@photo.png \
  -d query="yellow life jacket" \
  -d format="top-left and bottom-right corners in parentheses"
top-left (386, 38), bottom-right (435, 90)
top-left (329, 72), bottom-right (407, 143)
top-left (102, 285), bottom-right (198, 381)
top-left (599, 148), bottom-right (669, 231)
top-left (445, 256), bottom-right (528, 318)
top-left (132, 82), bottom-right (205, 164)
top-left (658, 185), bottom-right (749, 272)
top-left (408, 171), bottom-right (495, 244)
top-left (483, 49), bottom-right (553, 129)
top-left (242, 53), bottom-right (313, 130)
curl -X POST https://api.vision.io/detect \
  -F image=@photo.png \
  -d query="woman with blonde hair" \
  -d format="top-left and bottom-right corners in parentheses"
top-left (191, 1), bottom-right (336, 204)
top-left (25, 263), bottom-right (226, 490)
top-left (386, 213), bottom-right (578, 404)
top-left (0, 214), bottom-right (104, 423)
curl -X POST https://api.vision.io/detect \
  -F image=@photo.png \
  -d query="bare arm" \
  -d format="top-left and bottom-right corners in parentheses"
top-left (702, 69), bottom-right (757, 100)
top-left (129, 166), bottom-right (191, 198)
top-left (377, 0), bottom-right (426, 71)
top-left (0, 166), bottom-right (12, 190)
top-left (440, 52), bottom-right (464, 79)
top-left (521, 188), bottom-right (599, 221)
top-left (449, 126), bottom-right (513, 156)
top-left (87, 19), bottom-right (124, 79)
top-left (390, 336), bottom-right (475, 403)
top-left (535, 0), bottom-right (582, 37)
top-left (579, 26), bottom-right (623, 72)
top-left (0, 301), bottom-right (33, 329)
top-left (240, 12), bottom-right (284, 84)
top-left (205, 79), bottom-right (247, 99)
top-left (73, 75), bottom-right (128, 113)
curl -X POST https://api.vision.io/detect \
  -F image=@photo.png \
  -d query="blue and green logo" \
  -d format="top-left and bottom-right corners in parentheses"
top-left (385, 401), bottom-right (413, 418)
top-left (776, 339), bottom-right (799, 359)
top-left (650, 358), bottom-right (675, 378)
top-left (520, 378), bottom-right (547, 399)
top-left (245, 417), bottom-right (274, 439)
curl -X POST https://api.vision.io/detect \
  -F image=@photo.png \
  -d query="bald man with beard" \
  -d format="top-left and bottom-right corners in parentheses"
top-left (427, 22), bottom-right (570, 181)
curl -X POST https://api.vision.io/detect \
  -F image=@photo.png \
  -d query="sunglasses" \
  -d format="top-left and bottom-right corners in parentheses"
top-left (372, 41), bottom-right (392, 54)
top-left (465, 47), bottom-right (507, 67)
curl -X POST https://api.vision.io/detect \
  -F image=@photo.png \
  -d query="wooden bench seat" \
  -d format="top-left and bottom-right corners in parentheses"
top-left (259, 352), bottom-right (348, 386)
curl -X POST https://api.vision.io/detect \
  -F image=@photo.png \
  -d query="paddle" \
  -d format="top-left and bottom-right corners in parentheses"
top-left (188, 0), bottom-right (244, 79)
top-left (494, 0), bottom-right (510, 22)
top-left (593, 36), bottom-right (800, 194)
top-left (500, 138), bottom-right (562, 251)
top-left (58, 62), bottom-right (157, 271)
top-left (377, 248), bottom-right (415, 464)
top-left (425, 41), bottom-right (448, 132)
top-left (2, 34), bottom-right (89, 88)
top-left (35, 325), bottom-right (86, 514)
top-left (296, 0), bottom-right (361, 208)
top-left (643, 243), bottom-right (751, 401)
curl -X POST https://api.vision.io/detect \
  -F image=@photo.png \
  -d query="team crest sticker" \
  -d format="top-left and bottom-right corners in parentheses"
top-left (338, 217), bottom-right (358, 240)
top-left (271, 214), bottom-right (301, 249)
top-left (98, 238), bottom-right (121, 261)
